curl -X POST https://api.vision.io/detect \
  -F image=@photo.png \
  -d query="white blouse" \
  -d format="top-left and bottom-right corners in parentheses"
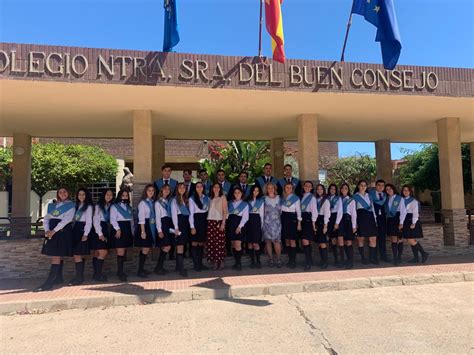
top-left (75, 204), bottom-right (93, 236)
top-left (93, 204), bottom-right (110, 236)
top-left (316, 198), bottom-right (331, 225)
top-left (301, 193), bottom-right (318, 222)
top-left (399, 198), bottom-right (420, 225)
top-left (328, 195), bottom-right (343, 224)
top-left (137, 199), bottom-right (154, 225)
top-left (43, 200), bottom-right (75, 233)
top-left (110, 203), bottom-right (134, 231)
top-left (227, 200), bottom-right (249, 228)
top-left (281, 194), bottom-right (302, 221)
top-left (354, 192), bottom-right (377, 220)
top-left (189, 195), bottom-right (209, 229)
top-left (388, 195), bottom-right (403, 213)
top-left (171, 198), bottom-right (190, 230)
top-left (154, 198), bottom-right (171, 233)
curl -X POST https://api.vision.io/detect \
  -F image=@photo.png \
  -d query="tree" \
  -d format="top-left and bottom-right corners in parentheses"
top-left (398, 143), bottom-right (472, 193)
top-left (0, 143), bottom-right (118, 195)
top-left (325, 154), bottom-right (377, 190)
top-left (200, 141), bottom-right (270, 183)
top-left (0, 147), bottom-right (13, 191)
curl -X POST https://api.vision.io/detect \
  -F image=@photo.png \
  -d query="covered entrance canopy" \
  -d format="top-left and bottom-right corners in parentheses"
top-left (0, 42), bottom-right (473, 245)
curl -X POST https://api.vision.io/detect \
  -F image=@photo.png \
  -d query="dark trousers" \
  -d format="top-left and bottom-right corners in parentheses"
top-left (376, 216), bottom-right (388, 259)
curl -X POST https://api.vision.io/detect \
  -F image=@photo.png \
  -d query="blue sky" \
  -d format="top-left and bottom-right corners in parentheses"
top-left (1, 0), bottom-right (472, 159)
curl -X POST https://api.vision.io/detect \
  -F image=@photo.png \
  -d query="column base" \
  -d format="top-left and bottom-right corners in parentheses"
top-left (10, 216), bottom-right (32, 239)
top-left (441, 209), bottom-right (468, 246)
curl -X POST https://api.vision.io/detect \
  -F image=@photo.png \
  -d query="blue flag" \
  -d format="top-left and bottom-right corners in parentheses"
top-left (163, 0), bottom-right (180, 52)
top-left (352, 0), bottom-right (402, 70)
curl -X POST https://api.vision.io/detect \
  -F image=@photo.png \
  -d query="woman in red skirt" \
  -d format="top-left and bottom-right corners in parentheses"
top-left (206, 183), bottom-right (229, 270)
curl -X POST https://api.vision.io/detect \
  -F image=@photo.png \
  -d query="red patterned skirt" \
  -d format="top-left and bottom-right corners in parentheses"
top-left (206, 220), bottom-right (226, 264)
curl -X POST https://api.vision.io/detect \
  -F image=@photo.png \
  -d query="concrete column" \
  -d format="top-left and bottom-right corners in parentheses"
top-left (152, 135), bottom-right (165, 181)
top-left (470, 142), bottom-right (474, 195)
top-left (297, 114), bottom-right (319, 182)
top-left (270, 138), bottom-right (284, 178)
top-left (437, 117), bottom-right (467, 246)
top-left (11, 133), bottom-right (32, 238)
top-left (375, 139), bottom-right (392, 183)
top-left (133, 110), bottom-right (153, 206)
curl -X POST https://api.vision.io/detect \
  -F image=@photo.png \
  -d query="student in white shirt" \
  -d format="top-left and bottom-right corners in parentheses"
top-left (280, 182), bottom-right (302, 269)
top-left (315, 184), bottom-right (331, 269)
top-left (154, 184), bottom-right (174, 275)
top-left (110, 189), bottom-right (134, 282)
top-left (36, 187), bottom-right (75, 292)
top-left (300, 181), bottom-right (318, 271)
top-left (134, 184), bottom-right (157, 278)
top-left (69, 188), bottom-right (93, 286)
top-left (338, 183), bottom-right (357, 269)
top-left (171, 183), bottom-right (191, 277)
top-left (246, 185), bottom-right (265, 269)
top-left (399, 185), bottom-right (429, 264)
top-left (353, 180), bottom-right (379, 265)
top-left (189, 182), bottom-right (210, 272)
top-left (227, 187), bottom-right (249, 271)
top-left (384, 184), bottom-right (404, 266)
top-left (327, 183), bottom-right (343, 267)
top-left (91, 189), bottom-right (114, 282)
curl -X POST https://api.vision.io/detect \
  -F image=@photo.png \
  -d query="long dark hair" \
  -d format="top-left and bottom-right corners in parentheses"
top-left (176, 182), bottom-right (189, 206)
top-left (115, 189), bottom-right (131, 205)
top-left (75, 187), bottom-right (93, 212)
top-left (247, 184), bottom-right (263, 202)
top-left (385, 183), bottom-right (398, 196)
top-left (194, 182), bottom-right (205, 209)
top-left (401, 184), bottom-right (414, 198)
top-left (354, 179), bottom-right (369, 194)
top-left (339, 183), bottom-right (352, 197)
top-left (140, 184), bottom-right (156, 201)
top-left (328, 183), bottom-right (338, 196)
top-left (97, 188), bottom-right (114, 213)
top-left (210, 183), bottom-right (223, 199)
top-left (315, 184), bottom-right (327, 204)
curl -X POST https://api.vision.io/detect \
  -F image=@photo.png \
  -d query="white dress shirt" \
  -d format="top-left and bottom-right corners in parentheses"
top-left (189, 195), bottom-right (209, 229)
top-left (301, 193), bottom-right (318, 222)
top-left (43, 200), bottom-right (75, 233)
top-left (93, 204), bottom-right (110, 236)
top-left (110, 202), bottom-right (134, 231)
top-left (248, 198), bottom-right (265, 228)
top-left (227, 200), bottom-right (249, 228)
top-left (341, 196), bottom-right (357, 229)
top-left (154, 198), bottom-right (171, 233)
top-left (75, 204), bottom-right (93, 236)
top-left (281, 194), bottom-right (302, 221)
top-left (399, 197), bottom-right (420, 225)
top-left (316, 197), bottom-right (331, 224)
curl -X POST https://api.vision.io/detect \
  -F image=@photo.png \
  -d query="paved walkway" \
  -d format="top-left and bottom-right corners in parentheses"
top-left (1, 255), bottom-right (472, 314)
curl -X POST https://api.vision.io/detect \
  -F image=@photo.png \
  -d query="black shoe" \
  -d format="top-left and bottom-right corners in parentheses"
top-left (361, 259), bottom-right (369, 265)
top-left (200, 264), bottom-right (210, 271)
top-left (117, 273), bottom-right (128, 282)
top-left (381, 257), bottom-right (391, 263)
top-left (370, 258), bottom-right (379, 265)
top-left (256, 261), bottom-right (262, 269)
top-left (304, 264), bottom-right (311, 271)
top-left (336, 262), bottom-right (344, 269)
top-left (52, 276), bottom-right (64, 285)
top-left (137, 271), bottom-right (149, 278)
top-left (179, 269), bottom-right (188, 277)
top-left (407, 258), bottom-right (419, 264)
top-left (232, 264), bottom-right (242, 271)
top-left (249, 263), bottom-right (257, 269)
top-left (68, 277), bottom-right (84, 286)
top-left (320, 262), bottom-right (328, 269)
top-left (93, 274), bottom-right (108, 282)
top-left (421, 252), bottom-right (429, 264)
top-left (154, 268), bottom-right (167, 276)
top-left (288, 262), bottom-right (296, 269)
top-left (345, 262), bottom-right (353, 270)
top-left (34, 281), bottom-right (54, 292)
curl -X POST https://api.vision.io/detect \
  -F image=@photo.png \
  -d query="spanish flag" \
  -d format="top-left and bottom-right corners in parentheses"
top-left (265, 0), bottom-right (285, 63)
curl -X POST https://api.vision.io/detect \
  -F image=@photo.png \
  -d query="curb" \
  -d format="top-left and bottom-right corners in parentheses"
top-left (2, 271), bottom-right (473, 315)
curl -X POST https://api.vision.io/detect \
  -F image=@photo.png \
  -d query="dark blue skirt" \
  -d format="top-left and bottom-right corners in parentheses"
top-left (72, 221), bottom-right (91, 256)
top-left (281, 211), bottom-right (298, 240)
top-left (191, 212), bottom-right (208, 243)
top-left (246, 213), bottom-right (262, 244)
top-left (387, 212), bottom-right (402, 237)
top-left (41, 218), bottom-right (73, 257)
top-left (109, 220), bottom-right (133, 248)
top-left (328, 212), bottom-right (338, 239)
top-left (134, 218), bottom-right (155, 248)
top-left (89, 221), bottom-right (110, 250)
top-left (300, 211), bottom-right (315, 240)
top-left (402, 213), bottom-right (423, 239)
top-left (356, 209), bottom-right (378, 237)
top-left (157, 216), bottom-right (173, 247)
top-left (172, 214), bottom-right (189, 246)
top-left (338, 214), bottom-right (355, 241)
top-left (227, 214), bottom-right (245, 241)
top-left (315, 215), bottom-right (328, 243)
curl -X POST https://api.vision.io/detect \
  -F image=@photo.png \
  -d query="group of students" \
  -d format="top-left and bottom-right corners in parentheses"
top-left (36, 163), bottom-right (429, 292)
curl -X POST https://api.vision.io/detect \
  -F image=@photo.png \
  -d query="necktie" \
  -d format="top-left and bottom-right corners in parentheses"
top-left (379, 193), bottom-right (383, 200)
top-left (164, 180), bottom-right (169, 186)
top-left (242, 184), bottom-right (246, 191)
top-left (287, 178), bottom-right (291, 183)
top-left (266, 177), bottom-right (269, 183)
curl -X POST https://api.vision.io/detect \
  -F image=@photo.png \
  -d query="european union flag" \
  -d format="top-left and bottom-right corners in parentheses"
top-left (163, 0), bottom-right (180, 52)
top-left (352, 0), bottom-right (402, 69)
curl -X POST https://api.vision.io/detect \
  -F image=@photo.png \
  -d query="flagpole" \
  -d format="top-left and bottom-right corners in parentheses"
top-left (258, 0), bottom-right (264, 57)
top-left (340, 11), bottom-right (353, 62)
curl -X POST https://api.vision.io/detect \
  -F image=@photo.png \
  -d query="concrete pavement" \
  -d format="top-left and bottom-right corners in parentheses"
top-left (1, 282), bottom-right (472, 354)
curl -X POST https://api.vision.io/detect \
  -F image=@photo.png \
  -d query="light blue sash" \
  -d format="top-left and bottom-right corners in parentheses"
top-left (193, 195), bottom-right (209, 211)
top-left (386, 195), bottom-right (402, 217)
top-left (100, 205), bottom-right (110, 223)
top-left (74, 206), bottom-right (84, 222)
top-left (370, 190), bottom-right (387, 206)
top-left (250, 198), bottom-right (264, 213)
top-left (145, 199), bottom-right (157, 240)
top-left (301, 194), bottom-right (314, 212)
top-left (228, 200), bottom-right (248, 215)
top-left (342, 197), bottom-right (353, 214)
top-left (176, 199), bottom-right (190, 216)
top-left (158, 198), bottom-right (171, 216)
top-left (353, 193), bottom-right (372, 211)
top-left (47, 201), bottom-right (75, 217)
top-left (328, 195), bottom-right (339, 209)
top-left (281, 194), bottom-right (299, 208)
top-left (114, 203), bottom-right (132, 219)
top-left (403, 196), bottom-right (415, 207)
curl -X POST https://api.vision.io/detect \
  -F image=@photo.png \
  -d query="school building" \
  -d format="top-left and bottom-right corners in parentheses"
top-left (0, 42), bottom-right (473, 275)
